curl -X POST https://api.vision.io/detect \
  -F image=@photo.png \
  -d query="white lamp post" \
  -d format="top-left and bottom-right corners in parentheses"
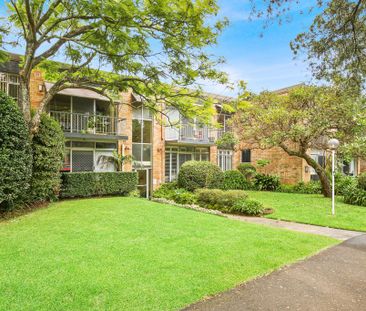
top-left (328, 138), bottom-right (340, 215)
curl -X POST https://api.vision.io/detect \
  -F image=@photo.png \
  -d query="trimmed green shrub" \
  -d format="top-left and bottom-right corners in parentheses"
top-left (61, 172), bottom-right (138, 198)
top-left (357, 173), bottom-right (366, 191)
top-left (343, 185), bottom-right (366, 207)
top-left (279, 181), bottom-right (322, 194)
top-left (177, 161), bottom-right (224, 191)
top-left (237, 163), bottom-right (256, 180)
top-left (30, 114), bottom-right (65, 202)
top-left (222, 170), bottom-right (251, 190)
top-left (0, 92), bottom-right (32, 210)
top-left (253, 173), bottom-right (280, 191)
top-left (230, 199), bottom-right (264, 216)
top-left (335, 174), bottom-right (357, 195)
top-left (196, 189), bottom-right (247, 211)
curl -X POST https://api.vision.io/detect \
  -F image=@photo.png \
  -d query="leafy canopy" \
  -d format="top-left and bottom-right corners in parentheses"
top-left (251, 0), bottom-right (366, 92)
top-left (234, 85), bottom-right (365, 153)
top-left (1, 0), bottom-right (230, 129)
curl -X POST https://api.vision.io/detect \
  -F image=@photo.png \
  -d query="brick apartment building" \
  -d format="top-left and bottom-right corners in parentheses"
top-left (1, 57), bottom-right (364, 197)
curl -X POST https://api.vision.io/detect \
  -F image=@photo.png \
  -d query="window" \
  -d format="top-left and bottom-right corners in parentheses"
top-left (165, 146), bottom-right (210, 182)
top-left (218, 150), bottom-right (233, 171)
top-left (241, 149), bottom-right (251, 163)
top-left (310, 150), bottom-right (326, 180)
top-left (72, 151), bottom-right (94, 172)
top-left (342, 159), bottom-right (357, 176)
top-left (0, 72), bottom-right (20, 100)
top-left (132, 102), bottom-right (153, 168)
top-left (63, 140), bottom-right (117, 172)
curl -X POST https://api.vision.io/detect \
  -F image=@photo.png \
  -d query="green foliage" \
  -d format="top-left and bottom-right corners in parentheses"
top-left (171, 189), bottom-right (197, 205)
top-left (97, 150), bottom-right (132, 172)
top-left (0, 92), bottom-right (32, 210)
top-left (279, 181), bottom-right (322, 195)
top-left (357, 173), bottom-right (366, 191)
top-left (343, 186), bottom-right (366, 207)
top-left (254, 1), bottom-right (366, 92)
top-left (253, 174), bottom-right (280, 191)
top-left (230, 199), bottom-right (264, 216)
top-left (153, 183), bottom-right (196, 205)
top-left (177, 161), bottom-right (224, 191)
top-left (234, 85), bottom-right (365, 197)
top-left (60, 172), bottom-right (138, 198)
top-left (215, 132), bottom-right (238, 150)
top-left (222, 170), bottom-right (251, 190)
top-left (334, 173), bottom-right (357, 195)
top-left (30, 114), bottom-right (65, 202)
top-left (237, 163), bottom-right (257, 180)
top-left (153, 182), bottom-right (178, 200)
top-left (2, 0), bottom-right (231, 129)
top-left (256, 159), bottom-right (270, 168)
top-left (196, 189), bottom-right (248, 212)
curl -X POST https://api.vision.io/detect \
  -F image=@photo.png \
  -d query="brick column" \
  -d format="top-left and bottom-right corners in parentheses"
top-left (29, 70), bottom-right (46, 109)
top-left (118, 92), bottom-right (133, 172)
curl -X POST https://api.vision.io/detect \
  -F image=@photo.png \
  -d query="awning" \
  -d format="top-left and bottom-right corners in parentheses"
top-left (45, 82), bottom-right (118, 102)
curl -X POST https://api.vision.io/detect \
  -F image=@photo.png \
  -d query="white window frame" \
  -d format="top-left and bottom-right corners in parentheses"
top-left (217, 149), bottom-right (233, 171)
top-left (0, 72), bottom-right (20, 100)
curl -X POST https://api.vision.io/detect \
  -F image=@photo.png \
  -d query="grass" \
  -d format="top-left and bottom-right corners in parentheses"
top-left (0, 197), bottom-right (337, 311)
top-left (247, 191), bottom-right (366, 232)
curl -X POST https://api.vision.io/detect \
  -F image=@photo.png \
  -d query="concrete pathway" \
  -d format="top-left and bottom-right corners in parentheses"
top-left (226, 215), bottom-right (364, 240)
top-left (184, 234), bottom-right (366, 311)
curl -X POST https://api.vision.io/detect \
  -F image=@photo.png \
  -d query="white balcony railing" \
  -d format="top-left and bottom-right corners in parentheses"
top-left (50, 111), bottom-right (122, 136)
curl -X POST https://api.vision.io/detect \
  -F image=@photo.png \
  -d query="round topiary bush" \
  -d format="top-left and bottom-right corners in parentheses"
top-left (30, 113), bottom-right (65, 202)
top-left (177, 161), bottom-right (224, 191)
top-left (0, 92), bottom-right (32, 210)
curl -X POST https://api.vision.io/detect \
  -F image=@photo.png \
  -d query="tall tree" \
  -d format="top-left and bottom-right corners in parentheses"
top-left (251, 0), bottom-right (366, 92)
top-left (233, 85), bottom-right (366, 197)
top-left (0, 0), bottom-right (228, 135)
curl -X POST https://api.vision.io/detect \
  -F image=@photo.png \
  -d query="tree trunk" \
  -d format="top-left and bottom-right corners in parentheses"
top-left (19, 77), bottom-right (31, 125)
top-left (279, 143), bottom-right (332, 198)
top-left (303, 153), bottom-right (331, 197)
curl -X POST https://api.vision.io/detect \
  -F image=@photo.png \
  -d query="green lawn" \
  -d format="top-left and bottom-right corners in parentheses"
top-left (0, 197), bottom-right (336, 311)
top-left (247, 191), bottom-right (366, 232)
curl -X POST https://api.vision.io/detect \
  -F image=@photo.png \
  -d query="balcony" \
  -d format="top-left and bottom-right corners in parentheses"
top-left (50, 111), bottom-right (125, 137)
top-left (165, 123), bottom-right (220, 144)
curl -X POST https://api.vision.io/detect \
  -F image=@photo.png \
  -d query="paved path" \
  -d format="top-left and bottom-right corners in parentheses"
top-left (226, 215), bottom-right (364, 240)
top-left (184, 234), bottom-right (366, 311)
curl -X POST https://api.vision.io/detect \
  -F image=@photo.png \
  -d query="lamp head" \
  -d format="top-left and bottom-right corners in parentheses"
top-left (328, 138), bottom-right (340, 150)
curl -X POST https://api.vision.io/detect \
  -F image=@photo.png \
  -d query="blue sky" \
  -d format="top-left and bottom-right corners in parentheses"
top-left (203, 0), bottom-right (319, 96)
top-left (0, 0), bottom-right (318, 96)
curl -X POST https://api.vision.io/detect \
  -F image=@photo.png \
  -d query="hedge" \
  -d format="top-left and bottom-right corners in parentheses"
top-left (60, 172), bottom-right (138, 198)
top-left (177, 161), bottom-right (224, 191)
top-left (0, 92), bottom-right (32, 210)
top-left (222, 170), bottom-right (251, 190)
top-left (30, 114), bottom-right (65, 202)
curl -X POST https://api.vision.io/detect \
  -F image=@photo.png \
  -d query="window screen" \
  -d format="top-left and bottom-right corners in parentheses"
top-left (72, 151), bottom-right (94, 172)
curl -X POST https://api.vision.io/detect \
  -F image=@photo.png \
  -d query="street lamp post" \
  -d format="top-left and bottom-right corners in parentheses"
top-left (328, 138), bottom-right (340, 215)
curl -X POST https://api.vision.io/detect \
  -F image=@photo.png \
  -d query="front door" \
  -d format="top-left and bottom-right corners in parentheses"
top-left (136, 169), bottom-right (152, 198)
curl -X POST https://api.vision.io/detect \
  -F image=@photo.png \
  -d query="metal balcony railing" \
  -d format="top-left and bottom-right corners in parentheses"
top-left (50, 111), bottom-right (122, 136)
top-left (179, 124), bottom-right (216, 143)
